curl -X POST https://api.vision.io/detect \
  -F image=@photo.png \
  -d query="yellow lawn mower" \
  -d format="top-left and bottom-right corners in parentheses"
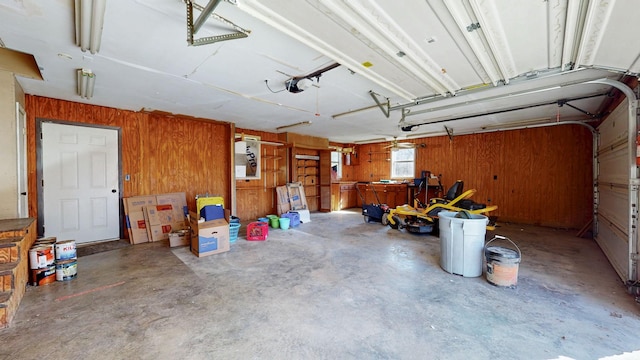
top-left (381, 180), bottom-right (497, 234)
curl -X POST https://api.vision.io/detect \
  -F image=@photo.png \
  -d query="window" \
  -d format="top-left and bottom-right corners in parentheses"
top-left (391, 148), bottom-right (415, 179)
top-left (331, 151), bottom-right (342, 180)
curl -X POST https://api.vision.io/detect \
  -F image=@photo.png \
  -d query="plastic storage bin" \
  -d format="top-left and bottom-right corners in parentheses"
top-left (247, 221), bottom-right (268, 241)
top-left (229, 223), bottom-right (241, 243)
top-left (200, 205), bottom-right (224, 221)
top-left (439, 211), bottom-right (488, 277)
top-left (280, 212), bottom-right (300, 227)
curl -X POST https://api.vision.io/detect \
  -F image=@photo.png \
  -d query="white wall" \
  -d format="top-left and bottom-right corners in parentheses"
top-left (0, 71), bottom-right (19, 218)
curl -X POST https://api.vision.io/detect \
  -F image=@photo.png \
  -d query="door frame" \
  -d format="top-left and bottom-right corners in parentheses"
top-left (36, 118), bottom-right (124, 240)
top-left (16, 102), bottom-right (28, 218)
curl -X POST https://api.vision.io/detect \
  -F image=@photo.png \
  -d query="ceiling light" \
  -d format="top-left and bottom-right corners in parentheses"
top-left (74, 0), bottom-right (106, 54)
top-left (77, 68), bottom-right (96, 99)
top-left (276, 121), bottom-right (312, 132)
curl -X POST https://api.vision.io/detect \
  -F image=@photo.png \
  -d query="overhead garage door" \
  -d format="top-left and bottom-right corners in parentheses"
top-left (595, 90), bottom-right (639, 285)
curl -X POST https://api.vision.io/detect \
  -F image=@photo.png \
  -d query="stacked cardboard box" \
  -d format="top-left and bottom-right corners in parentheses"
top-left (189, 210), bottom-right (230, 257)
top-left (123, 192), bottom-right (189, 244)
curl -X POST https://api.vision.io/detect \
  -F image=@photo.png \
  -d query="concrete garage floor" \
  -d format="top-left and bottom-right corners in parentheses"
top-left (2, 209), bottom-right (640, 360)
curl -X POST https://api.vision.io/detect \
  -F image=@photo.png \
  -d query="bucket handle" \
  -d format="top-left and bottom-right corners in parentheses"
top-left (485, 235), bottom-right (521, 259)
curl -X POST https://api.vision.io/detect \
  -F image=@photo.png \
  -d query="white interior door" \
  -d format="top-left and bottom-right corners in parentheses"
top-left (16, 102), bottom-right (28, 218)
top-left (42, 122), bottom-right (120, 244)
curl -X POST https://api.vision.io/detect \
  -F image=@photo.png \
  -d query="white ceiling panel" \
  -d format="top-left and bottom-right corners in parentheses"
top-left (0, 0), bottom-right (637, 144)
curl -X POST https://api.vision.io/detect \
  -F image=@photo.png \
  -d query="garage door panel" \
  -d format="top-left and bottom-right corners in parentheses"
top-left (595, 93), bottom-right (637, 283)
top-left (597, 186), bottom-right (630, 233)
top-left (598, 99), bottom-right (629, 148)
top-left (598, 146), bottom-right (631, 185)
top-left (596, 219), bottom-right (630, 281)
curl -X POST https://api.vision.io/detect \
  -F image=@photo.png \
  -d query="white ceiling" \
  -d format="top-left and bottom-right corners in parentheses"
top-left (1, 0), bottom-right (638, 143)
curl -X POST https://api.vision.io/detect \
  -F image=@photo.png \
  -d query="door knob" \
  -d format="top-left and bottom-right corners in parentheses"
top-left (112, 189), bottom-right (117, 193)
top-left (20, 192), bottom-right (27, 196)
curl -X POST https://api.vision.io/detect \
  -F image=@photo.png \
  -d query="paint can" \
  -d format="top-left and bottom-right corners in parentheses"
top-left (55, 240), bottom-right (77, 261)
top-left (29, 265), bottom-right (56, 286)
top-left (34, 237), bottom-right (56, 247)
top-left (55, 259), bottom-right (78, 281)
top-left (484, 235), bottom-right (521, 287)
top-left (29, 244), bottom-right (55, 269)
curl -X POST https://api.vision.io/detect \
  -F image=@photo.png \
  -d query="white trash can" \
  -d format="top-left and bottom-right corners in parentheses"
top-left (439, 211), bottom-right (488, 277)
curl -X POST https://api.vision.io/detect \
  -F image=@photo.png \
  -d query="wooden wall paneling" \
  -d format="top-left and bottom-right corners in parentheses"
top-left (25, 96), bottom-right (233, 234)
top-left (235, 188), bottom-right (271, 221)
top-left (284, 132), bottom-right (329, 149)
top-left (346, 124), bottom-right (592, 229)
top-left (502, 128), bottom-right (543, 224)
top-left (121, 111), bottom-right (147, 197)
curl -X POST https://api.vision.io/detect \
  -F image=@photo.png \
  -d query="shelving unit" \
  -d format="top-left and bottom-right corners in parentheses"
top-left (294, 154), bottom-right (320, 211)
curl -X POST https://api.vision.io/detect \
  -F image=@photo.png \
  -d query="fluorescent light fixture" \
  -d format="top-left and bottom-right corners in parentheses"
top-left (77, 68), bottom-right (96, 99)
top-left (276, 120), bottom-right (312, 132)
top-left (74, 0), bottom-right (106, 54)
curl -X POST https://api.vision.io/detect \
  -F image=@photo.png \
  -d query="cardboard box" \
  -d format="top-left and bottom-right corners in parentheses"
top-left (189, 211), bottom-right (230, 257)
top-left (157, 192), bottom-right (189, 228)
top-left (144, 204), bottom-right (185, 242)
top-left (124, 195), bottom-right (157, 213)
top-left (275, 185), bottom-right (290, 215)
top-left (287, 182), bottom-right (308, 210)
top-left (124, 195), bottom-right (157, 244)
top-left (124, 193), bottom-right (189, 244)
top-left (126, 211), bottom-right (150, 244)
top-left (168, 229), bottom-right (191, 247)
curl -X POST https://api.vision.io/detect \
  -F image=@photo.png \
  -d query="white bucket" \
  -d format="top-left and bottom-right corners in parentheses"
top-left (55, 240), bottom-right (77, 260)
top-left (29, 244), bottom-right (55, 269)
top-left (55, 259), bottom-right (78, 281)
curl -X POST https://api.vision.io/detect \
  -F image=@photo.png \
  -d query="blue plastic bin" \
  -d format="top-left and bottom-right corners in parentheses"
top-left (281, 212), bottom-right (300, 227)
